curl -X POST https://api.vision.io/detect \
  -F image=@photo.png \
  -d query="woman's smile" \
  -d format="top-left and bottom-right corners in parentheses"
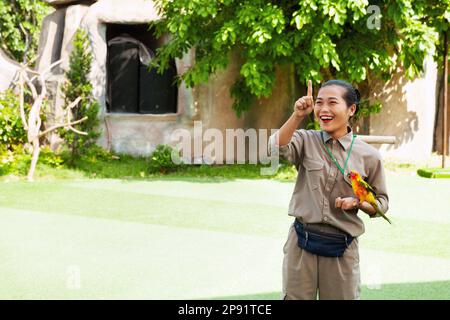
top-left (314, 85), bottom-right (355, 139)
top-left (319, 114), bottom-right (334, 124)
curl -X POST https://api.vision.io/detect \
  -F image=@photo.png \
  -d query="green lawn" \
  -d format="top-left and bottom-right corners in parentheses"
top-left (0, 172), bottom-right (449, 299)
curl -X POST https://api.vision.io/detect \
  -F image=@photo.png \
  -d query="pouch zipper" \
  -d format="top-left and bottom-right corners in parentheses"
top-left (303, 226), bottom-right (346, 239)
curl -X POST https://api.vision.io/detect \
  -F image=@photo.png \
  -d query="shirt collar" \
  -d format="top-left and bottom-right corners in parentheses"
top-left (321, 126), bottom-right (354, 150)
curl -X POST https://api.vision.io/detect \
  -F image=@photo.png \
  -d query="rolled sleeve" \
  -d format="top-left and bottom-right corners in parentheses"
top-left (268, 130), bottom-right (305, 168)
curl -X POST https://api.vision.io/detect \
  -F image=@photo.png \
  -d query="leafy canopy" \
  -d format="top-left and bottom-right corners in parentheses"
top-left (0, 0), bottom-right (51, 63)
top-left (152, 0), bottom-right (446, 117)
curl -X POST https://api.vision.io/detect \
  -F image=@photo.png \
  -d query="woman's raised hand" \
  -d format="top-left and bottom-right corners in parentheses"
top-left (294, 80), bottom-right (314, 118)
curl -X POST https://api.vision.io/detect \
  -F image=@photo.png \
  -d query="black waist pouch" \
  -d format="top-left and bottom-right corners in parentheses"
top-left (294, 220), bottom-right (354, 258)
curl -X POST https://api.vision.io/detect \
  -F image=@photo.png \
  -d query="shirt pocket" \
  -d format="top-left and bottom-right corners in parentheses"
top-left (302, 157), bottom-right (324, 190)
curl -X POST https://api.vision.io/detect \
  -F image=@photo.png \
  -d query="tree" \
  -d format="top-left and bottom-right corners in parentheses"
top-left (59, 29), bottom-right (100, 165)
top-left (0, 0), bottom-right (51, 63)
top-left (15, 60), bottom-right (87, 181)
top-left (151, 0), bottom-right (437, 117)
top-left (414, 0), bottom-right (450, 164)
top-left (414, 0), bottom-right (450, 66)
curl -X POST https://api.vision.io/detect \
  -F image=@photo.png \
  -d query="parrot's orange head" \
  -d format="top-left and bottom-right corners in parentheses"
top-left (347, 170), bottom-right (360, 180)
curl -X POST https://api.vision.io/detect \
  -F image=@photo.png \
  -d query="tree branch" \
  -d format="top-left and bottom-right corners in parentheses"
top-left (18, 22), bottom-right (30, 64)
top-left (18, 71), bottom-right (29, 131)
top-left (63, 97), bottom-right (89, 136)
top-left (28, 59), bottom-right (64, 81)
top-left (39, 116), bottom-right (88, 137)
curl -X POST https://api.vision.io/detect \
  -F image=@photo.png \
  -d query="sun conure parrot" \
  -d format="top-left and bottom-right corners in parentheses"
top-left (347, 170), bottom-right (392, 224)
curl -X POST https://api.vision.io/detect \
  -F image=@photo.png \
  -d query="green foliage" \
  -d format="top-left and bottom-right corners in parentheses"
top-left (0, 145), bottom-right (64, 176)
top-left (412, 0), bottom-right (450, 69)
top-left (148, 144), bottom-right (183, 173)
top-left (304, 114), bottom-right (321, 131)
top-left (66, 147), bottom-right (149, 179)
top-left (152, 0), bottom-right (443, 116)
top-left (60, 144), bottom-right (111, 167)
top-left (1, 147), bottom-right (298, 181)
top-left (417, 167), bottom-right (450, 179)
top-left (357, 99), bottom-right (382, 119)
top-left (0, 90), bottom-right (28, 151)
top-left (0, 0), bottom-right (51, 63)
top-left (59, 29), bottom-right (100, 164)
top-left (39, 146), bottom-right (65, 168)
top-left (0, 146), bottom-right (30, 176)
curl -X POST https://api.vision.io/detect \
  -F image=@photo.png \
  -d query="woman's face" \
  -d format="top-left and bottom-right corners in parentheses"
top-left (314, 85), bottom-right (356, 137)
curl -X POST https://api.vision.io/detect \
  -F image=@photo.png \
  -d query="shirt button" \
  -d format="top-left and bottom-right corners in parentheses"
top-left (324, 216), bottom-right (328, 221)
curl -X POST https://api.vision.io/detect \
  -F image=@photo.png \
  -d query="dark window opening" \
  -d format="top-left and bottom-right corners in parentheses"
top-left (106, 24), bottom-right (178, 114)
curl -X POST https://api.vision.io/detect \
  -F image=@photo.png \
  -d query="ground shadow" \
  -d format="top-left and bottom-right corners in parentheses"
top-left (207, 280), bottom-right (450, 300)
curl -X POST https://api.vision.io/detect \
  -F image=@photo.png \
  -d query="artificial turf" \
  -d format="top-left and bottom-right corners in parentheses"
top-left (0, 172), bottom-right (449, 299)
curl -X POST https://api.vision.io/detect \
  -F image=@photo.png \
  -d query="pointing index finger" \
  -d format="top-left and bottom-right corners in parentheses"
top-left (307, 80), bottom-right (313, 97)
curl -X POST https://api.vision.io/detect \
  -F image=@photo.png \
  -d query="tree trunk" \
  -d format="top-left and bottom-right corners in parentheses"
top-left (442, 30), bottom-right (448, 167)
top-left (27, 138), bottom-right (40, 181)
top-left (435, 32), bottom-right (450, 160)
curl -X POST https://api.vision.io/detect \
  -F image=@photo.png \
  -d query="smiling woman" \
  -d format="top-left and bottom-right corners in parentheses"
top-left (269, 79), bottom-right (390, 300)
top-left (315, 80), bottom-right (359, 139)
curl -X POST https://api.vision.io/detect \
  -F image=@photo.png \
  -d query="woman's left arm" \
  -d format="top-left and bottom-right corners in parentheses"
top-left (336, 197), bottom-right (377, 216)
top-left (336, 152), bottom-right (389, 217)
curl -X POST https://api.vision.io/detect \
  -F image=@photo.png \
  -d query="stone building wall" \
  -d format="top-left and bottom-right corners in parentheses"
top-left (0, 49), bottom-right (21, 91)
top-left (370, 57), bottom-right (438, 161)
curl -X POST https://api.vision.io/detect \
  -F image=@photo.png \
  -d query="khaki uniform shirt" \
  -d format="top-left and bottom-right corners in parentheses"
top-left (269, 127), bottom-right (389, 237)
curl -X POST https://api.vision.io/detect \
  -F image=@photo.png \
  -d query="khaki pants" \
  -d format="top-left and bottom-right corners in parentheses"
top-left (282, 222), bottom-right (361, 300)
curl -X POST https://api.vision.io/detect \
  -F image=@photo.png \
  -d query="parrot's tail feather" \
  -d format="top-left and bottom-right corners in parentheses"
top-left (370, 200), bottom-right (392, 225)
top-left (377, 208), bottom-right (392, 225)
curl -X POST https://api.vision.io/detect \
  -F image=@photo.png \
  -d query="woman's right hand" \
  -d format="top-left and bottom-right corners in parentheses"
top-left (293, 80), bottom-right (314, 118)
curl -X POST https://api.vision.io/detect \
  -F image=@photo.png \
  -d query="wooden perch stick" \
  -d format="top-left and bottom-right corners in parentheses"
top-left (357, 135), bottom-right (396, 144)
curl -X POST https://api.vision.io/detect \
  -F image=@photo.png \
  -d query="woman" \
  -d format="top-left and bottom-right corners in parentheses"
top-left (269, 79), bottom-right (389, 300)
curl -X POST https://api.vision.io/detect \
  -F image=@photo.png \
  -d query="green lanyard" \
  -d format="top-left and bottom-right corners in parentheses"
top-left (320, 131), bottom-right (356, 176)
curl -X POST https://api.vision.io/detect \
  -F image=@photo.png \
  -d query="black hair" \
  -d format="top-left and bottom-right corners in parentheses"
top-left (320, 79), bottom-right (360, 117)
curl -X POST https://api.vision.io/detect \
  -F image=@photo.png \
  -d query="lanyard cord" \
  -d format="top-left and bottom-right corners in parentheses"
top-left (321, 131), bottom-right (356, 176)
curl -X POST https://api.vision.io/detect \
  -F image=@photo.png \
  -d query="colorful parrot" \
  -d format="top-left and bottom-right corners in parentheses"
top-left (347, 170), bottom-right (392, 224)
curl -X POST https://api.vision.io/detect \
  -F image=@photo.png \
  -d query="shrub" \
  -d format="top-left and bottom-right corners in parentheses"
top-left (417, 168), bottom-right (450, 179)
top-left (58, 28), bottom-right (100, 165)
top-left (0, 144), bottom-right (67, 177)
top-left (0, 90), bottom-right (28, 151)
top-left (39, 146), bottom-right (65, 168)
top-left (0, 145), bottom-right (30, 176)
top-left (82, 144), bottom-right (114, 162)
top-left (148, 144), bottom-right (183, 174)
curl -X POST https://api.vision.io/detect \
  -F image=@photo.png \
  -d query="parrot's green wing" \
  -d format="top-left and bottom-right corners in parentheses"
top-left (358, 178), bottom-right (376, 195)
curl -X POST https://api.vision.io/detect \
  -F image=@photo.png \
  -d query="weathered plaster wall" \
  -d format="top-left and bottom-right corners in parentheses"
top-left (196, 52), bottom-right (296, 163)
top-left (0, 49), bottom-right (21, 91)
top-left (370, 57), bottom-right (438, 161)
